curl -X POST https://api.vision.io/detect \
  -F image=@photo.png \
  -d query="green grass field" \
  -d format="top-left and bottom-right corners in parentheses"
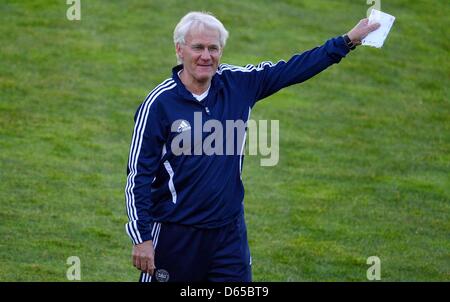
top-left (0, 0), bottom-right (449, 281)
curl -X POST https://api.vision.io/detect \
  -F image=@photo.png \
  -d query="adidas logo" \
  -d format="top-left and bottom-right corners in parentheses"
top-left (177, 120), bottom-right (191, 133)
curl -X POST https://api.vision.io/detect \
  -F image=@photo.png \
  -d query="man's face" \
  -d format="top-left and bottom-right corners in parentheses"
top-left (176, 26), bottom-right (223, 84)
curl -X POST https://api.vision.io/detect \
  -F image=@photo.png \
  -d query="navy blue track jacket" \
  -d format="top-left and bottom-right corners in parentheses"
top-left (125, 36), bottom-right (350, 245)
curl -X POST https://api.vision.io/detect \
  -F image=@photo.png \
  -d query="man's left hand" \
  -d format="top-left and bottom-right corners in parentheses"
top-left (347, 18), bottom-right (381, 45)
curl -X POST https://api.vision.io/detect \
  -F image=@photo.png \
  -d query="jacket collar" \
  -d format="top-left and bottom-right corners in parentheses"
top-left (171, 64), bottom-right (224, 103)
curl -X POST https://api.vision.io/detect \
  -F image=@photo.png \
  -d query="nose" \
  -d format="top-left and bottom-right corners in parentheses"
top-left (200, 48), bottom-right (211, 60)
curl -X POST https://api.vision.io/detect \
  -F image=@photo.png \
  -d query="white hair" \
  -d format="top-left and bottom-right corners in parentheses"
top-left (173, 11), bottom-right (229, 64)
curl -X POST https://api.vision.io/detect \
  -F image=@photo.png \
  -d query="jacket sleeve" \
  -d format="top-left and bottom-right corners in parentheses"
top-left (124, 101), bottom-right (166, 245)
top-left (246, 36), bottom-right (350, 105)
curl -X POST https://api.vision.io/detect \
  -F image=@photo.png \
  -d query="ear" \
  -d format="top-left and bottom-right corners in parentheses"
top-left (176, 43), bottom-right (183, 61)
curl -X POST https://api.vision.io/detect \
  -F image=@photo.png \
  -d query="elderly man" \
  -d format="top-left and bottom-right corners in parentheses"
top-left (125, 11), bottom-right (380, 282)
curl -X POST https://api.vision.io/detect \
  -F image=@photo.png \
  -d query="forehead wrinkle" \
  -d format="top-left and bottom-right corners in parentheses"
top-left (185, 24), bottom-right (220, 46)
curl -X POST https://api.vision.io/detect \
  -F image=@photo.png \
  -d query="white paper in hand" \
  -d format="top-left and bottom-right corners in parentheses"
top-left (362, 9), bottom-right (395, 48)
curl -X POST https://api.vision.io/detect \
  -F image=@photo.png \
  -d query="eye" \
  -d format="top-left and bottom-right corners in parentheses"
top-left (192, 45), bottom-right (203, 51)
top-left (208, 46), bottom-right (220, 53)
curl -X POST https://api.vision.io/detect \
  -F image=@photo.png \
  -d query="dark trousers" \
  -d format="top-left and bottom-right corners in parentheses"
top-left (139, 213), bottom-right (252, 282)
